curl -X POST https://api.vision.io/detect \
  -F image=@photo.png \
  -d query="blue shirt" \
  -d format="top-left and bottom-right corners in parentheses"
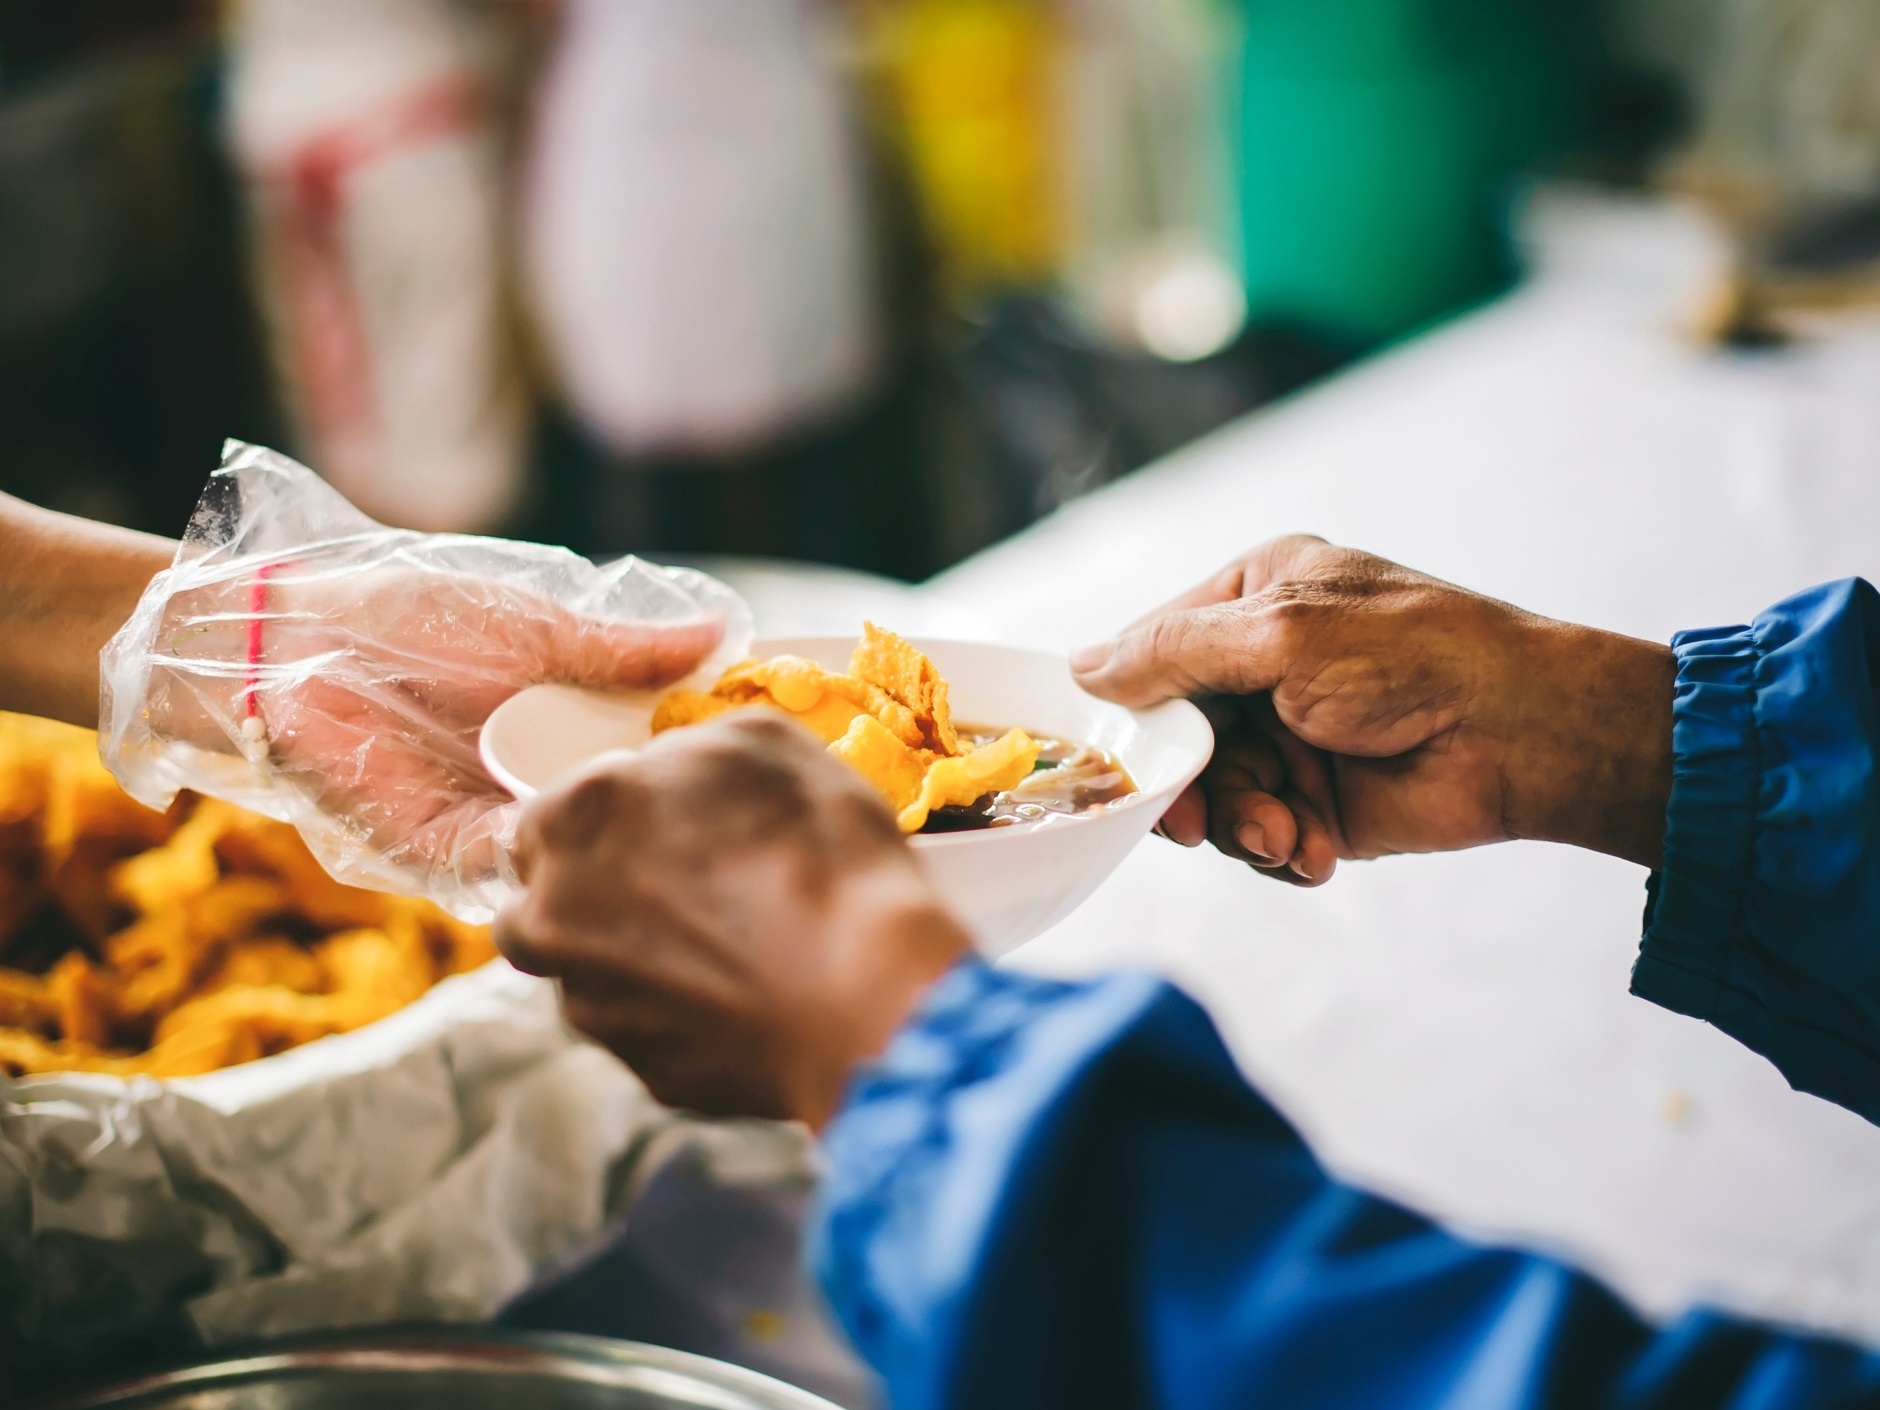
top-left (810, 579), bottom-right (1880, 1409)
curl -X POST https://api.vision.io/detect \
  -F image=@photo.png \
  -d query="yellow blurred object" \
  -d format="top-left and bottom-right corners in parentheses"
top-left (0, 712), bottom-right (496, 1079)
top-left (869, 0), bottom-right (1065, 295)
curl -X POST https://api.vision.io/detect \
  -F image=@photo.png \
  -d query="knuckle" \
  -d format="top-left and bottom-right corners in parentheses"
top-left (1145, 612), bottom-right (1204, 674)
top-left (1249, 585), bottom-right (1323, 649)
top-left (718, 709), bottom-right (819, 760)
top-left (536, 764), bottom-right (647, 848)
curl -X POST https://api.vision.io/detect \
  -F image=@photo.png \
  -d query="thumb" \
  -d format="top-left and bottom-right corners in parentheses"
top-left (1072, 601), bottom-right (1290, 708)
top-left (564, 613), bottom-right (726, 690)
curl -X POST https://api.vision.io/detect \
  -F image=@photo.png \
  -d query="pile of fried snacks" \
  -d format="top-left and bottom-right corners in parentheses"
top-left (0, 712), bottom-right (494, 1079)
top-left (652, 624), bottom-right (1039, 831)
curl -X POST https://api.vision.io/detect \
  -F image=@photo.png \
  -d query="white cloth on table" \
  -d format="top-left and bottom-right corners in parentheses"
top-left (913, 187), bottom-right (1880, 1345)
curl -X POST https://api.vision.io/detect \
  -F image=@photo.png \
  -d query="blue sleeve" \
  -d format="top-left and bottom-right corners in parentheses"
top-left (811, 962), bottom-right (1880, 1410)
top-left (1631, 578), bottom-right (1880, 1124)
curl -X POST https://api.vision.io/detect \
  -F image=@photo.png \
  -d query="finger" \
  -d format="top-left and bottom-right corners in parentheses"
top-left (1157, 783), bottom-right (1207, 846)
top-left (565, 614), bottom-right (726, 690)
top-left (1070, 536), bottom-right (1332, 688)
top-left (1283, 802), bottom-right (1340, 887)
top-left (382, 793), bottom-right (516, 888)
top-left (1230, 535), bottom-right (1335, 598)
top-left (1208, 788), bottom-right (1300, 868)
top-left (494, 901), bottom-right (555, 976)
top-left (1073, 600), bottom-right (1293, 708)
top-left (1257, 717), bottom-right (1351, 859)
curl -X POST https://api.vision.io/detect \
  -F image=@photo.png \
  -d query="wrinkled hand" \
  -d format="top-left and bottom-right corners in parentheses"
top-left (1071, 536), bottom-right (1675, 883)
top-left (495, 713), bottom-right (969, 1125)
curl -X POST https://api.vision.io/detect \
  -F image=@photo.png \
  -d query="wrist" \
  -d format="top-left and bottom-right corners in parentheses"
top-left (1503, 618), bottom-right (1676, 867)
top-left (788, 868), bottom-right (972, 1128)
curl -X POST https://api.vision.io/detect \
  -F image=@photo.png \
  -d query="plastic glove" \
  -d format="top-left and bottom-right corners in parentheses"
top-left (101, 441), bottom-right (750, 920)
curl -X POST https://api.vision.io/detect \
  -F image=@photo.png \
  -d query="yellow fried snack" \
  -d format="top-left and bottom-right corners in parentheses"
top-left (108, 876), bottom-right (291, 1022)
top-left (652, 629), bottom-right (1054, 832)
top-left (46, 952), bottom-right (112, 1047)
top-left (0, 710), bottom-right (498, 1080)
top-left (897, 728), bottom-right (1040, 833)
top-left (789, 693), bottom-right (871, 745)
top-left (850, 622), bottom-right (959, 755)
top-left (109, 801), bottom-right (229, 915)
top-left (650, 689), bottom-right (739, 733)
top-left (711, 656), bottom-right (924, 748)
top-left (828, 716), bottom-right (935, 817)
top-left (0, 970), bottom-right (51, 1034)
top-left (716, 655), bottom-right (835, 713)
top-left (199, 936), bottom-right (328, 997)
top-left (316, 923), bottom-right (434, 1009)
top-left (0, 1026), bottom-right (105, 1077)
top-left (129, 1016), bottom-right (269, 1078)
top-left (150, 983), bottom-right (394, 1053)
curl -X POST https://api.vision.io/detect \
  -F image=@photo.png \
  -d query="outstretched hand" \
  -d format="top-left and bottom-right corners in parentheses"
top-left (1071, 537), bottom-right (1676, 884)
top-left (496, 713), bottom-right (968, 1126)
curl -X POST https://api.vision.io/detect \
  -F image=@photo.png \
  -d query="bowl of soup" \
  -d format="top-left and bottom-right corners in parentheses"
top-left (481, 633), bottom-right (1214, 955)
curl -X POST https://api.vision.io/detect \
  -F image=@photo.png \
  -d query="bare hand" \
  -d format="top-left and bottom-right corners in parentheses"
top-left (494, 713), bottom-right (969, 1125)
top-left (1071, 536), bottom-right (1675, 883)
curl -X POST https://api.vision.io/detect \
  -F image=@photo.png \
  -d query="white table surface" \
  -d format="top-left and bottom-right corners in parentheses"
top-left (727, 187), bottom-right (1880, 1345)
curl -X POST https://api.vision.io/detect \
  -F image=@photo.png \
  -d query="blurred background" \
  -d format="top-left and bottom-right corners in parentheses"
top-left (0, 0), bottom-right (1873, 579)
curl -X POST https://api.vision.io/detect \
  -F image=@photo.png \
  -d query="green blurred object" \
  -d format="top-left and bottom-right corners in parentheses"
top-left (1233, 0), bottom-right (1573, 346)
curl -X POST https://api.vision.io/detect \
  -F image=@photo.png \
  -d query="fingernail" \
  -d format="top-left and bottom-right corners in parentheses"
top-left (1237, 822), bottom-right (1276, 862)
top-left (1288, 855), bottom-right (1312, 880)
top-left (1069, 642), bottom-right (1113, 673)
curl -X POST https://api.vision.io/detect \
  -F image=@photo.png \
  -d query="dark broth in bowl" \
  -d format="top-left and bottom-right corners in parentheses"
top-left (920, 726), bottom-right (1138, 833)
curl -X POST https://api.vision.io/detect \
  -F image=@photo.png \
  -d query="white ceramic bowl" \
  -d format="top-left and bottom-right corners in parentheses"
top-left (481, 636), bottom-right (1214, 955)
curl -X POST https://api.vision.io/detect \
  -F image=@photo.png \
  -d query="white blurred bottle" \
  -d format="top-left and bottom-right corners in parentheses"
top-left (1060, 0), bottom-right (1245, 362)
top-left (225, 0), bottom-right (526, 533)
top-left (521, 0), bottom-right (877, 458)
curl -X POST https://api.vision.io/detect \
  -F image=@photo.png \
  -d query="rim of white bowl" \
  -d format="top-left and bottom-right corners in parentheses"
top-left (481, 637), bottom-right (1216, 821)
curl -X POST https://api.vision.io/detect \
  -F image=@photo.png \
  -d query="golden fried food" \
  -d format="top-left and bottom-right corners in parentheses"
top-left (0, 711), bottom-right (496, 1080)
top-left (316, 922), bottom-right (433, 1008)
top-left (896, 728), bottom-right (1040, 833)
top-left (0, 969), bottom-right (50, 1033)
top-left (654, 626), bottom-right (1050, 833)
top-left (46, 952), bottom-right (111, 1047)
top-left (650, 689), bottom-right (738, 733)
top-left (850, 622), bottom-right (959, 755)
top-left (199, 936), bottom-right (327, 996)
top-left (716, 655), bottom-right (838, 713)
top-left (109, 800), bottom-right (227, 914)
top-left (711, 654), bottom-right (923, 748)
top-left (828, 716), bottom-right (934, 817)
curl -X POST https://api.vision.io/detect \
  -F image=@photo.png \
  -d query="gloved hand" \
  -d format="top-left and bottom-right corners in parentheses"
top-left (101, 441), bottom-right (749, 920)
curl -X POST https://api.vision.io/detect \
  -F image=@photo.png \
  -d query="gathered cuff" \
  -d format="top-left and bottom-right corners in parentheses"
top-left (1630, 581), bottom-right (1880, 1125)
top-left (1630, 625), bottom-right (1762, 1021)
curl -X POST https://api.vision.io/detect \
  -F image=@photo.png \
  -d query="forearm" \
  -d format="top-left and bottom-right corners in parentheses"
top-left (0, 495), bottom-right (173, 727)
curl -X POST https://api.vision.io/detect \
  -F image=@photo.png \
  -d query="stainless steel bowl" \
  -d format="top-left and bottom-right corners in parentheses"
top-left (35, 1331), bottom-right (845, 1410)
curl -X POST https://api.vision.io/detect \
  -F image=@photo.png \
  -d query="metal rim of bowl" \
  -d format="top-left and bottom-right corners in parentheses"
top-left (31, 1329), bottom-right (844, 1410)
